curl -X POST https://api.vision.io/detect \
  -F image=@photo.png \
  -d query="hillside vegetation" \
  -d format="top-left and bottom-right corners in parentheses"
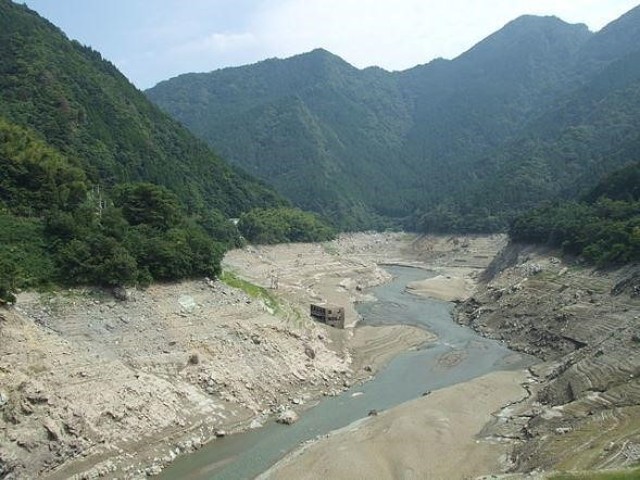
top-left (510, 162), bottom-right (640, 265)
top-left (148, 7), bottom-right (640, 232)
top-left (0, 0), bottom-right (334, 302)
top-left (0, 1), bottom-right (284, 216)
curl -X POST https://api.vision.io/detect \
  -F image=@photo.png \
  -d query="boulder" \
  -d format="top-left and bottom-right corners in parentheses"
top-left (113, 286), bottom-right (133, 301)
top-left (43, 418), bottom-right (62, 441)
top-left (304, 345), bottom-right (316, 359)
top-left (249, 418), bottom-right (263, 429)
top-left (146, 464), bottom-right (163, 476)
top-left (521, 263), bottom-right (543, 276)
top-left (178, 295), bottom-right (197, 313)
top-left (276, 409), bottom-right (299, 425)
top-left (188, 352), bottom-right (200, 365)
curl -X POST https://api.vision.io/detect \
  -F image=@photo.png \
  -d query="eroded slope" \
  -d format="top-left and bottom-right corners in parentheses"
top-left (456, 244), bottom-right (640, 472)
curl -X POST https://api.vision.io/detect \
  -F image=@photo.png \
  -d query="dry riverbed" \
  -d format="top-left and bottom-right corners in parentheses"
top-left (259, 234), bottom-right (543, 480)
top-left (0, 232), bottom-right (511, 479)
top-left (260, 370), bottom-right (531, 480)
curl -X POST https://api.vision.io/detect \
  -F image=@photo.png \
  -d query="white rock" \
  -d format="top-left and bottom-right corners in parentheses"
top-left (249, 418), bottom-right (263, 429)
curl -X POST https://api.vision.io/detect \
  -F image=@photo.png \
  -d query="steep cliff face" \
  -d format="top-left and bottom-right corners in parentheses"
top-left (456, 244), bottom-right (640, 472)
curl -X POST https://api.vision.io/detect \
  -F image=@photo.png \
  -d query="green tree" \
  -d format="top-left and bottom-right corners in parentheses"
top-left (238, 207), bottom-right (335, 244)
top-left (0, 256), bottom-right (19, 304)
top-left (113, 183), bottom-right (181, 230)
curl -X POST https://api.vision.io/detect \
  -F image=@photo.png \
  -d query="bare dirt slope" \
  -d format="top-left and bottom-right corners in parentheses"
top-left (456, 244), bottom-right (640, 473)
top-left (1, 281), bottom-right (356, 480)
top-left (1, 233), bottom-right (443, 480)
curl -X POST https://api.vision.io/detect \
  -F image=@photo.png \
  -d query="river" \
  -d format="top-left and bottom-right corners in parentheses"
top-left (159, 265), bottom-right (535, 480)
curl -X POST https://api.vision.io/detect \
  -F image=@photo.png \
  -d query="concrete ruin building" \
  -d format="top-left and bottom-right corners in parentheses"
top-left (310, 303), bottom-right (345, 329)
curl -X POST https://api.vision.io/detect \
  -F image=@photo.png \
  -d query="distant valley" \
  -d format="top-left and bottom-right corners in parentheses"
top-left (148, 7), bottom-right (640, 231)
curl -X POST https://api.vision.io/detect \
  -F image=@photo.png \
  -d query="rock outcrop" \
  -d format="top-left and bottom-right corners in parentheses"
top-left (456, 243), bottom-right (640, 472)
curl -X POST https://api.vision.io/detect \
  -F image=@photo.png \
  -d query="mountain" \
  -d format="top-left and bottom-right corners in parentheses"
top-left (578, 4), bottom-right (640, 67)
top-left (400, 15), bottom-right (591, 161)
top-left (0, 0), bottom-right (299, 299)
top-left (397, 15), bottom-right (593, 226)
top-left (147, 6), bottom-right (640, 231)
top-left (148, 48), bottom-right (411, 229)
top-left (0, 0), bottom-right (284, 217)
top-left (429, 7), bottom-right (640, 231)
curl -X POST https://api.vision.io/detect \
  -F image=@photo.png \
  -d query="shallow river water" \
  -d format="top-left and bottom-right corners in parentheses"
top-left (159, 265), bottom-right (535, 480)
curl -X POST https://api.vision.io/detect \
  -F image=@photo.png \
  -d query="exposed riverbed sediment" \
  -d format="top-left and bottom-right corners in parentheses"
top-left (261, 370), bottom-right (530, 480)
top-left (455, 243), bottom-right (640, 474)
top-left (2, 232), bottom-right (499, 479)
top-left (9, 233), bottom-right (631, 480)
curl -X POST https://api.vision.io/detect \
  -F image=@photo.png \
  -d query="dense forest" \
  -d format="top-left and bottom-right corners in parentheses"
top-left (148, 6), bottom-right (640, 232)
top-left (0, 1), bottom-right (286, 216)
top-left (510, 162), bottom-right (640, 265)
top-left (237, 207), bottom-right (336, 245)
top-left (0, 1), bottom-right (334, 303)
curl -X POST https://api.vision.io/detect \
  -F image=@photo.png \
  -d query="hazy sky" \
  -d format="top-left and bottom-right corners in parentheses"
top-left (22, 0), bottom-right (640, 89)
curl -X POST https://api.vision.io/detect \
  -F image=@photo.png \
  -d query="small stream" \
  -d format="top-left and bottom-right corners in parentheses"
top-left (159, 265), bottom-right (535, 480)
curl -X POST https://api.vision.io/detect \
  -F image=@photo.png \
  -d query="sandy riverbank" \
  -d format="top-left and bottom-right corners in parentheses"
top-left (406, 271), bottom-right (474, 302)
top-left (401, 235), bottom-right (507, 303)
top-left (261, 370), bottom-right (530, 480)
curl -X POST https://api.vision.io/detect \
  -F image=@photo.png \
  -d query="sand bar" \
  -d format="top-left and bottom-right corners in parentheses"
top-left (262, 370), bottom-right (529, 480)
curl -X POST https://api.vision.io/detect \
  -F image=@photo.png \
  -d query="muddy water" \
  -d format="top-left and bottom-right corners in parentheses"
top-left (159, 265), bottom-right (535, 480)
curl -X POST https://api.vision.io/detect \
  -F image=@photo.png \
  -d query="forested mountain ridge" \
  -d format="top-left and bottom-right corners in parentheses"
top-left (148, 48), bottom-right (411, 229)
top-left (396, 15), bottom-right (594, 227)
top-left (0, 0), bottom-right (284, 217)
top-left (0, 0), bottom-right (335, 302)
top-left (414, 46), bottom-right (640, 231)
top-left (147, 6), bottom-right (640, 231)
top-left (399, 14), bottom-right (591, 159)
top-left (577, 4), bottom-right (640, 68)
